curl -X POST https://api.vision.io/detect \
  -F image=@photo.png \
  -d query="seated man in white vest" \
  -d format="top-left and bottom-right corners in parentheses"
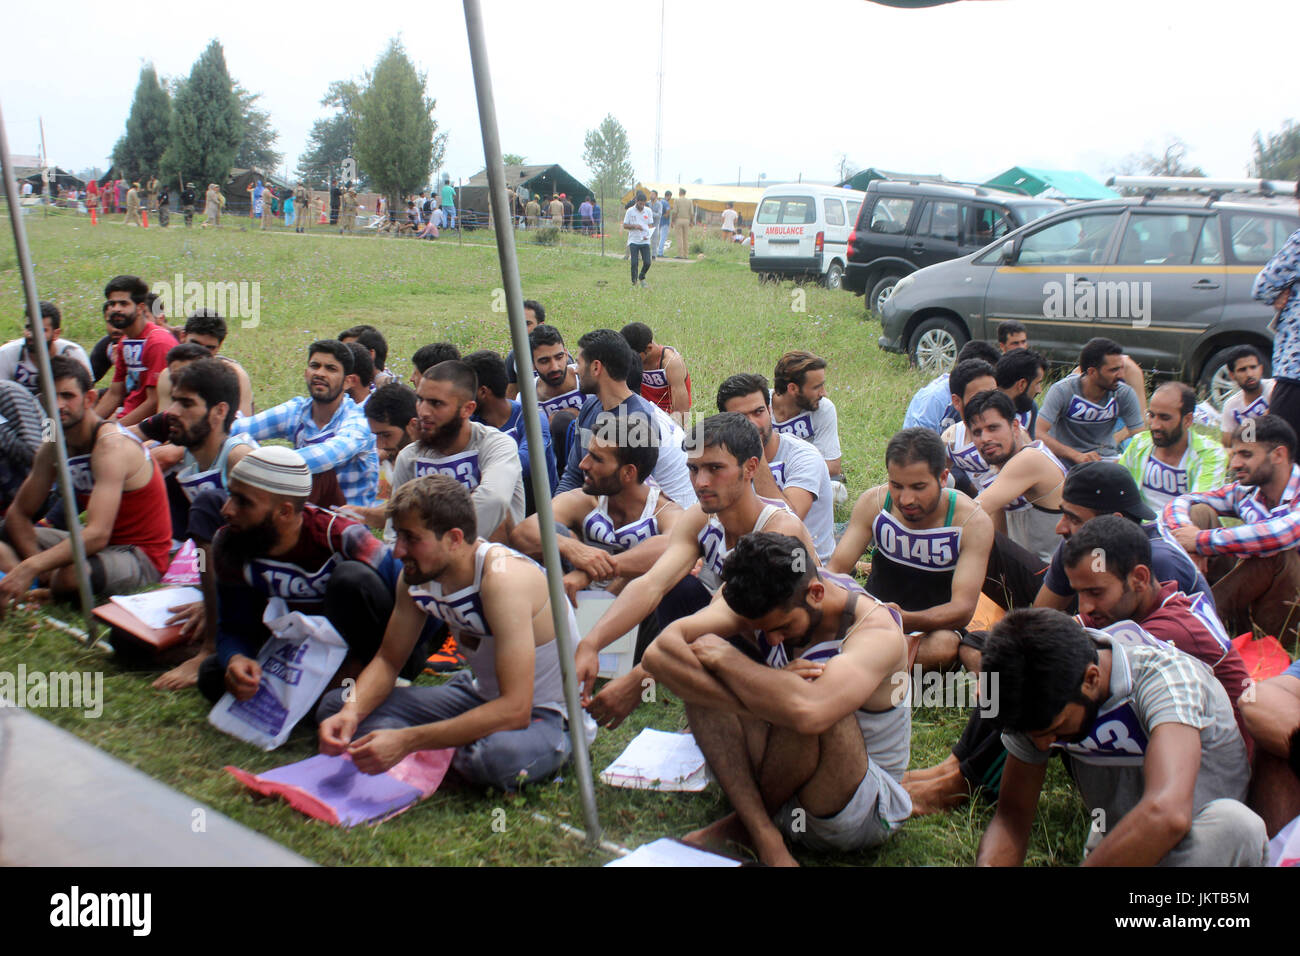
top-left (317, 475), bottom-right (579, 791)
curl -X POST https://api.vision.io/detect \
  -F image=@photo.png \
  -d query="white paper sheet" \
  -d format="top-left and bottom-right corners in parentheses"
top-left (600, 728), bottom-right (710, 791)
top-left (606, 838), bottom-right (740, 867)
top-left (109, 586), bottom-right (203, 630)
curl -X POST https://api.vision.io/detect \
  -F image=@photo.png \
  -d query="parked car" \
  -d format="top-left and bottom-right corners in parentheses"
top-left (844, 180), bottom-right (1061, 313)
top-left (877, 191), bottom-right (1300, 407)
top-left (748, 184), bottom-right (865, 289)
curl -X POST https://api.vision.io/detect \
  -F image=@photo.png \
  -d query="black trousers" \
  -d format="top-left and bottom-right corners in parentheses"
top-left (630, 243), bottom-right (651, 283)
top-left (1268, 378), bottom-right (1300, 442)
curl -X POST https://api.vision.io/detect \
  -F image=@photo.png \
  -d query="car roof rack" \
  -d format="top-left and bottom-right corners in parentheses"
top-left (1106, 175), bottom-right (1296, 206)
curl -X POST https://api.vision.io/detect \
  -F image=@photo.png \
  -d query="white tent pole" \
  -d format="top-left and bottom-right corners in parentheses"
top-left (0, 99), bottom-right (100, 644)
top-left (462, 0), bottom-right (602, 848)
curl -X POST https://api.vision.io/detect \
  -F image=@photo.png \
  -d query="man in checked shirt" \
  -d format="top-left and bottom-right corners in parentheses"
top-left (232, 340), bottom-right (379, 507)
top-left (1163, 414), bottom-right (1300, 647)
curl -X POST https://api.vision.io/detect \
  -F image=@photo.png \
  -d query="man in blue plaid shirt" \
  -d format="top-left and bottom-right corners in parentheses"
top-left (232, 340), bottom-right (379, 507)
top-left (1163, 415), bottom-right (1300, 646)
top-left (1253, 196), bottom-right (1300, 441)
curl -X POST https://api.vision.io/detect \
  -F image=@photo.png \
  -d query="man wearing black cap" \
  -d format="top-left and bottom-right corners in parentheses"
top-left (1034, 461), bottom-right (1212, 613)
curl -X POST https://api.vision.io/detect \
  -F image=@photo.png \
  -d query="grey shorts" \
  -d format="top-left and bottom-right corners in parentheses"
top-left (774, 758), bottom-right (912, 854)
top-left (34, 527), bottom-right (161, 595)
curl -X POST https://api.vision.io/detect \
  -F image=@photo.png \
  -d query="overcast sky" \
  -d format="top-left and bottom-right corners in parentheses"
top-left (2, 0), bottom-right (1293, 189)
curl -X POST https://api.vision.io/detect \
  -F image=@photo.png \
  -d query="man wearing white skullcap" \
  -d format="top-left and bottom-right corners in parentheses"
top-left (196, 445), bottom-right (425, 703)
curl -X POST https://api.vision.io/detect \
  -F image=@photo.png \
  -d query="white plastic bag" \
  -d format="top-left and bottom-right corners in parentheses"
top-left (208, 598), bottom-right (348, 750)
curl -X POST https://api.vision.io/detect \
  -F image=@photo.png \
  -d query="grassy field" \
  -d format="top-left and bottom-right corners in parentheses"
top-left (0, 210), bottom-right (1089, 866)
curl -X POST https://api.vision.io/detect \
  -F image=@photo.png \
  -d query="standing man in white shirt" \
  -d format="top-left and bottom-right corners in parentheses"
top-left (623, 191), bottom-right (654, 288)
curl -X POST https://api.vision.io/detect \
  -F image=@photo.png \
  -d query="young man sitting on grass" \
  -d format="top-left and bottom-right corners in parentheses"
top-left (0, 356), bottom-right (171, 606)
top-left (975, 607), bottom-right (1265, 867)
top-left (316, 475), bottom-right (581, 791)
top-left (642, 532), bottom-right (911, 867)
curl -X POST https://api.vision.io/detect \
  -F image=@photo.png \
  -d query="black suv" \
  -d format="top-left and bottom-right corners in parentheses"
top-left (843, 180), bottom-right (1061, 313)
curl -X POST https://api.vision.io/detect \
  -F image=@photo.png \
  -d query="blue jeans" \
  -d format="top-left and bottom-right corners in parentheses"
top-left (655, 221), bottom-right (670, 256)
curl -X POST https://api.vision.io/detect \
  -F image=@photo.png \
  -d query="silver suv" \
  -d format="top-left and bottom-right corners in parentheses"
top-left (877, 188), bottom-right (1299, 406)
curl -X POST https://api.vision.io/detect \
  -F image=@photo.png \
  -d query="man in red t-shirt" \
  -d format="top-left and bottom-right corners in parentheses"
top-left (95, 274), bottom-right (175, 426)
top-left (1064, 514), bottom-right (1252, 750)
top-left (0, 356), bottom-right (171, 603)
top-left (620, 321), bottom-right (691, 426)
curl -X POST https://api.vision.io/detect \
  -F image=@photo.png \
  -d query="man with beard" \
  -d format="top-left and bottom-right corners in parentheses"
top-left (231, 340), bottom-right (378, 507)
top-left (975, 607), bottom-right (1264, 867)
top-left (1038, 337), bottom-right (1145, 466)
top-left (1164, 414), bottom-right (1300, 646)
top-left (510, 411), bottom-right (684, 601)
top-left (391, 360), bottom-right (524, 542)
top-left (969, 390), bottom-right (1068, 564)
top-left (1122, 382), bottom-right (1226, 513)
top-left (316, 475), bottom-right (581, 790)
top-left (0, 357), bottom-right (171, 603)
top-left (995, 347), bottom-right (1046, 439)
top-left (199, 446), bottom-right (403, 704)
top-left (1064, 516), bottom-right (1251, 745)
top-left (554, 329), bottom-right (695, 508)
top-left (574, 413), bottom-right (817, 729)
top-left (717, 373), bottom-right (835, 562)
top-left (642, 532), bottom-right (912, 867)
top-left (0, 300), bottom-right (92, 394)
top-left (830, 427), bottom-right (993, 672)
top-left (771, 350), bottom-right (843, 479)
top-left (95, 275), bottom-right (176, 427)
top-left (1220, 345), bottom-right (1275, 448)
top-left (150, 358), bottom-right (258, 691)
top-left (530, 324), bottom-right (584, 462)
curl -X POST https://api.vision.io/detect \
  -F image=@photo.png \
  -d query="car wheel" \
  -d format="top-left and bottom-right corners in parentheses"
top-left (824, 261), bottom-right (844, 290)
top-left (907, 317), bottom-right (968, 377)
top-left (870, 274), bottom-right (903, 314)
top-left (1198, 346), bottom-right (1265, 411)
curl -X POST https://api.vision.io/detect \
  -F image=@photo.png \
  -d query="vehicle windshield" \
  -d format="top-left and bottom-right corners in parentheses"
top-left (757, 197), bottom-right (816, 225)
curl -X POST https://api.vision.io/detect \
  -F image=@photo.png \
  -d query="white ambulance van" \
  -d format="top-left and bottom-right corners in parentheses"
top-left (748, 183), bottom-right (865, 289)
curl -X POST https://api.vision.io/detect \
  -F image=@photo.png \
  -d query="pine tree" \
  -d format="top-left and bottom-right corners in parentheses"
top-left (583, 115), bottom-right (634, 202)
top-left (354, 40), bottom-right (444, 207)
top-left (112, 65), bottom-right (172, 183)
top-left (161, 40), bottom-right (242, 189)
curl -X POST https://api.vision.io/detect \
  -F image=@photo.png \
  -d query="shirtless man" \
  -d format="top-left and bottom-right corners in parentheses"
top-left (831, 427), bottom-right (993, 672)
top-left (574, 413), bottom-right (818, 728)
top-left (510, 411), bottom-right (683, 602)
top-left (968, 389), bottom-right (1068, 564)
top-left (317, 475), bottom-right (580, 790)
top-left (643, 532), bottom-right (911, 866)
